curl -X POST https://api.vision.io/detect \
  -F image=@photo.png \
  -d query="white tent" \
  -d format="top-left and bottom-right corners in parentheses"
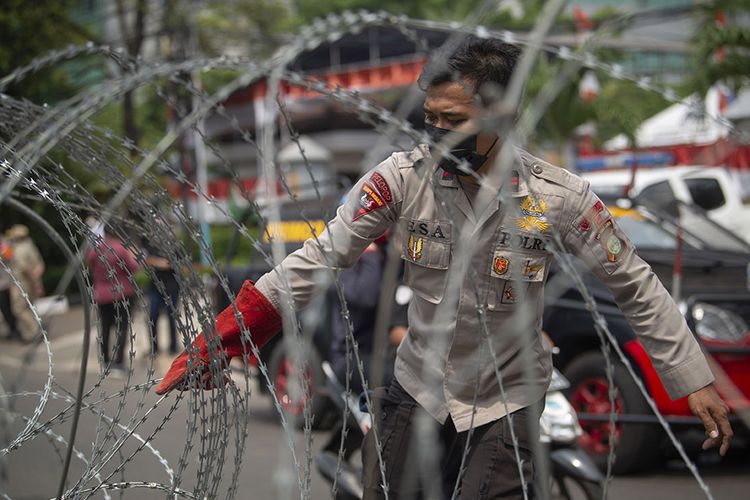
top-left (604, 86), bottom-right (732, 150)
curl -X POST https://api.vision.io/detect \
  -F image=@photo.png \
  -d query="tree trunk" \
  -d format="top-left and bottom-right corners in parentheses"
top-left (115, 0), bottom-right (148, 155)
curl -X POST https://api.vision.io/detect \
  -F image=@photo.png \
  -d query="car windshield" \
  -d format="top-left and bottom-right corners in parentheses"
top-left (614, 205), bottom-right (750, 253)
top-left (674, 203), bottom-right (750, 253)
top-left (614, 212), bottom-right (679, 250)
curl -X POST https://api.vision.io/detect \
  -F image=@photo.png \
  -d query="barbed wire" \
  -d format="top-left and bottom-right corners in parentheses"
top-left (0, 5), bottom-right (746, 500)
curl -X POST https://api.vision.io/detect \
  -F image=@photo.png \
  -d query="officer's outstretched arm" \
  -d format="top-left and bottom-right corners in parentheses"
top-left (562, 186), bottom-right (731, 455)
top-left (156, 156), bottom-right (404, 394)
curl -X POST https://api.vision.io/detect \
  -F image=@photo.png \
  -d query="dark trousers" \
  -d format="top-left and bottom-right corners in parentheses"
top-left (362, 379), bottom-right (541, 500)
top-left (148, 286), bottom-right (179, 353)
top-left (99, 298), bottom-right (132, 365)
top-left (0, 289), bottom-right (20, 338)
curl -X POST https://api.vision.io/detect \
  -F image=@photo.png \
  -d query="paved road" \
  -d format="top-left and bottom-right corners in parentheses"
top-left (0, 306), bottom-right (747, 499)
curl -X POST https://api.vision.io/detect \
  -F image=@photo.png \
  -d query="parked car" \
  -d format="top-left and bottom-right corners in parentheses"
top-left (544, 203), bottom-right (750, 474)
top-left (583, 166), bottom-right (750, 244)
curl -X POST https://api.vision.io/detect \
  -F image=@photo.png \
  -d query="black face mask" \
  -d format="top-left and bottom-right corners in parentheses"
top-left (424, 124), bottom-right (497, 176)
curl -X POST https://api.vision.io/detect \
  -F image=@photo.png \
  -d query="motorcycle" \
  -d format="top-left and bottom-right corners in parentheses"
top-left (542, 368), bottom-right (605, 500)
top-left (315, 361), bottom-right (372, 500)
top-left (315, 362), bottom-right (604, 500)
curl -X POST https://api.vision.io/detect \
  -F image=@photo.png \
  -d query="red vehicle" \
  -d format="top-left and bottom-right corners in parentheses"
top-left (544, 205), bottom-right (750, 473)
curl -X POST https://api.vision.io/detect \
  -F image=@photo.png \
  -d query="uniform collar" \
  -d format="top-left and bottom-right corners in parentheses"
top-left (436, 167), bottom-right (529, 198)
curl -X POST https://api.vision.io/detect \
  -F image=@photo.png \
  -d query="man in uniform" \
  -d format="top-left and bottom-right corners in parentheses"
top-left (156, 36), bottom-right (732, 498)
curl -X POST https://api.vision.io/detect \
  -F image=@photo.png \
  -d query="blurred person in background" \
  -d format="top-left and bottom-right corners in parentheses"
top-left (143, 238), bottom-right (181, 355)
top-left (85, 218), bottom-right (139, 374)
top-left (0, 237), bottom-right (22, 341)
top-left (329, 236), bottom-right (392, 395)
top-left (5, 224), bottom-right (44, 342)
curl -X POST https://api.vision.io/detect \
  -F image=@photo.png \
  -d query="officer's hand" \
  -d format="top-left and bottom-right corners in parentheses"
top-left (687, 384), bottom-right (733, 456)
top-left (154, 281), bottom-right (281, 395)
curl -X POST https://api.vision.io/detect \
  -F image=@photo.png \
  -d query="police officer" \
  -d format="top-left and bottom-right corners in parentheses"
top-left (156, 36), bottom-right (732, 498)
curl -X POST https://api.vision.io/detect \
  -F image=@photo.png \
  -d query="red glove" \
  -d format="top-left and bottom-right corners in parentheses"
top-left (155, 281), bottom-right (281, 395)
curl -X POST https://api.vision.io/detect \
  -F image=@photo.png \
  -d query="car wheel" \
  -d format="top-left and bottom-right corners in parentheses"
top-left (267, 341), bottom-right (332, 430)
top-left (563, 351), bottom-right (662, 474)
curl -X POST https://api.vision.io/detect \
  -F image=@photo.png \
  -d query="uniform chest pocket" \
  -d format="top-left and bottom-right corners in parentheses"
top-left (487, 250), bottom-right (546, 311)
top-left (402, 233), bottom-right (451, 304)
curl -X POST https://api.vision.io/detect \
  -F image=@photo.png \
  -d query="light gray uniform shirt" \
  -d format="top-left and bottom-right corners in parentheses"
top-left (256, 145), bottom-right (714, 432)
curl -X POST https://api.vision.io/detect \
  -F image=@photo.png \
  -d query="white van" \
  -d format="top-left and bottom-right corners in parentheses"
top-left (582, 166), bottom-right (750, 244)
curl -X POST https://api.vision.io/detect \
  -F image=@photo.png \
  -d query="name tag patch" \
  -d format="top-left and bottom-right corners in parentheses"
top-left (406, 219), bottom-right (450, 240)
top-left (497, 231), bottom-right (547, 252)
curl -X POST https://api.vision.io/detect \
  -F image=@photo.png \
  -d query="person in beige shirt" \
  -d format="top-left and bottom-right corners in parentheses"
top-left (156, 36), bottom-right (732, 498)
top-left (5, 224), bottom-right (44, 342)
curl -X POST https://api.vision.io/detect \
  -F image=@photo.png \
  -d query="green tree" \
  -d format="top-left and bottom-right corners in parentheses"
top-left (0, 0), bottom-right (90, 102)
top-left (293, 0), bottom-right (474, 22)
top-left (114, 0), bottom-right (149, 151)
top-left (593, 77), bottom-right (669, 149)
top-left (523, 56), bottom-right (595, 167)
top-left (195, 0), bottom-right (294, 57)
top-left (688, 0), bottom-right (750, 93)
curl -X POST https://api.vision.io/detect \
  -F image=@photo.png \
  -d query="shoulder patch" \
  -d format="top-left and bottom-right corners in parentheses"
top-left (353, 181), bottom-right (389, 221)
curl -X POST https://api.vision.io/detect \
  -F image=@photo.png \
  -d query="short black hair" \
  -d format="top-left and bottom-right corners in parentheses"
top-left (417, 35), bottom-right (521, 98)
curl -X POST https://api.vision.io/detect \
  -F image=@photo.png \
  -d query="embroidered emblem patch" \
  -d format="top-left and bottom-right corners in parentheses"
top-left (493, 256), bottom-right (509, 275)
top-left (407, 234), bottom-right (423, 261)
top-left (369, 172), bottom-right (393, 203)
top-left (607, 234), bottom-right (622, 260)
top-left (501, 282), bottom-right (516, 304)
top-left (353, 183), bottom-right (386, 221)
top-left (523, 259), bottom-right (544, 279)
top-left (582, 201), bottom-right (609, 230)
top-left (596, 220), bottom-right (626, 263)
top-left (515, 196), bottom-right (550, 232)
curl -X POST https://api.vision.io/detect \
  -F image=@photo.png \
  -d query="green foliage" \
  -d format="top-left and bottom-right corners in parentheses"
top-left (593, 78), bottom-right (669, 147)
top-left (294, 0), bottom-right (536, 24)
top-left (687, 0), bottom-right (750, 93)
top-left (195, 0), bottom-right (294, 57)
top-left (90, 87), bottom-right (167, 152)
top-left (210, 224), bottom-right (260, 265)
top-left (200, 68), bottom-right (243, 95)
top-left (524, 57), bottom-right (595, 146)
top-left (0, 0), bottom-right (92, 103)
top-left (524, 54), bottom-right (670, 152)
